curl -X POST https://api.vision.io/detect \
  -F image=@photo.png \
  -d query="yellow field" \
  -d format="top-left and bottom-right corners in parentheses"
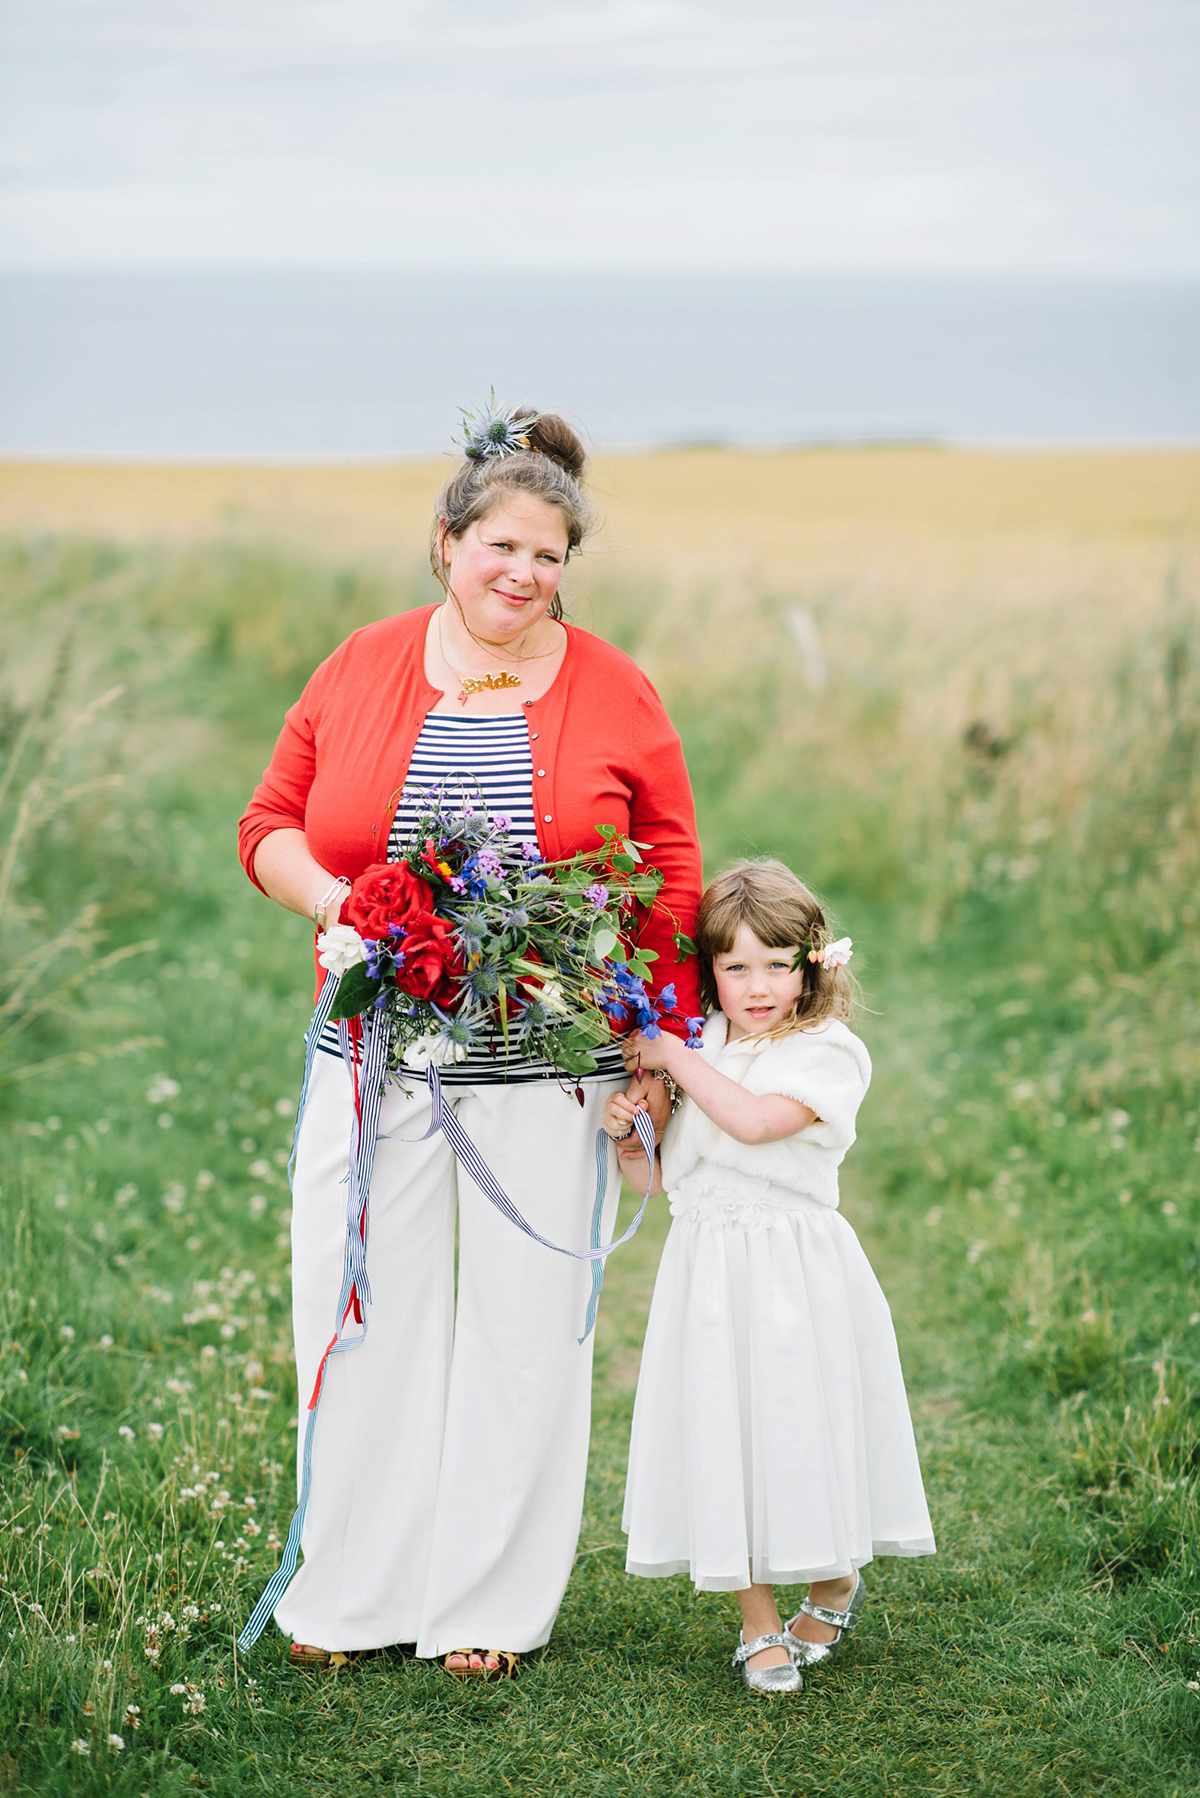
top-left (3, 447), bottom-right (1196, 729)
top-left (2, 445), bottom-right (1195, 569)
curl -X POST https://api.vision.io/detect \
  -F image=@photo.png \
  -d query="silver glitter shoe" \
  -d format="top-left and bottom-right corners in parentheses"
top-left (731, 1632), bottom-right (803, 1695)
top-left (783, 1570), bottom-right (866, 1668)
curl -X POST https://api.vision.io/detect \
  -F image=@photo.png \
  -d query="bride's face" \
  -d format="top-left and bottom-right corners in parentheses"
top-left (440, 492), bottom-right (569, 644)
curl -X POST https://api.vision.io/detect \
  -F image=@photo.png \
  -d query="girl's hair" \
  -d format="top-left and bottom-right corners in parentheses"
top-left (695, 858), bottom-right (858, 1036)
top-left (430, 409), bottom-right (594, 622)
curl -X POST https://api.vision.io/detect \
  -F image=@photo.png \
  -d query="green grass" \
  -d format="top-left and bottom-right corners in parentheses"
top-left (1, 535), bottom-right (1198, 1795)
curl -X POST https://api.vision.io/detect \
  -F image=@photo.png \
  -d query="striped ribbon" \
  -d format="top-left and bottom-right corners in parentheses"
top-left (238, 969), bottom-right (656, 1650)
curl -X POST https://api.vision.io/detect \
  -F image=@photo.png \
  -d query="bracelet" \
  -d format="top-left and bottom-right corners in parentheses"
top-left (606, 1127), bottom-right (634, 1142)
top-left (314, 875), bottom-right (352, 933)
top-left (653, 1070), bottom-right (681, 1110)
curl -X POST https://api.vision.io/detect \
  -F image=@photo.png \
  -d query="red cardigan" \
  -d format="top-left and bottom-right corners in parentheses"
top-left (238, 605), bottom-right (703, 1030)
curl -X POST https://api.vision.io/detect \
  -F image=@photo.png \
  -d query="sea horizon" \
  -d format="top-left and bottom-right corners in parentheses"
top-left (2, 266), bottom-right (1197, 459)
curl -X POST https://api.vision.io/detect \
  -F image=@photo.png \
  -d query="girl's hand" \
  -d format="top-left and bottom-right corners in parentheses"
top-left (602, 1091), bottom-right (644, 1140)
top-left (619, 1029), bottom-right (675, 1074)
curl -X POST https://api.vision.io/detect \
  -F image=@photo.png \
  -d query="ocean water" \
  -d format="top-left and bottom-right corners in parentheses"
top-left (0, 269), bottom-right (1196, 457)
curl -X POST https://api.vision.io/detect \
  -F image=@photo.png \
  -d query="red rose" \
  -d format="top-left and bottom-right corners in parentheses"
top-left (393, 912), bottom-right (463, 1006)
top-left (345, 863), bottom-right (433, 940)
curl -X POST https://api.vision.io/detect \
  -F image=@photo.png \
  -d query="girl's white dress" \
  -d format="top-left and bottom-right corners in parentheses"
top-left (623, 1013), bottom-right (935, 1591)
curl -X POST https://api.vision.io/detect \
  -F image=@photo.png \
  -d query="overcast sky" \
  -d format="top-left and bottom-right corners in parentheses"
top-left (1, 0), bottom-right (1197, 275)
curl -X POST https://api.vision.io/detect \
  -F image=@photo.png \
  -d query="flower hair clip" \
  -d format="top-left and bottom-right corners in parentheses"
top-left (807, 935), bottom-right (853, 971)
top-left (457, 389), bottom-right (542, 462)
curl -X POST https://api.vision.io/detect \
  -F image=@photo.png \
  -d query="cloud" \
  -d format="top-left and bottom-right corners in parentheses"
top-left (1, 0), bottom-right (1197, 272)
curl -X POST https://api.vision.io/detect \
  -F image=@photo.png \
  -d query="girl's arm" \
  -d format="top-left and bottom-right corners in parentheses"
top-left (621, 1030), bottom-right (816, 1146)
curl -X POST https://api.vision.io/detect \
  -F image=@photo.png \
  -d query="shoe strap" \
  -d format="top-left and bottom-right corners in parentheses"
top-left (733, 1632), bottom-right (790, 1666)
top-left (798, 1597), bottom-right (859, 1631)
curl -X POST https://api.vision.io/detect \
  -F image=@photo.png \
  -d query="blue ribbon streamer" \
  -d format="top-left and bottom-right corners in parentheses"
top-left (238, 971), bottom-right (657, 1651)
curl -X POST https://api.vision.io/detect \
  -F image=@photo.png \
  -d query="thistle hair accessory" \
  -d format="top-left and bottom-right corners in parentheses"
top-left (457, 389), bottom-right (542, 463)
top-left (807, 935), bottom-right (853, 971)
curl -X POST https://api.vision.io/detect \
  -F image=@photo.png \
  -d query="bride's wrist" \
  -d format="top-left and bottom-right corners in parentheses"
top-left (313, 874), bottom-right (352, 931)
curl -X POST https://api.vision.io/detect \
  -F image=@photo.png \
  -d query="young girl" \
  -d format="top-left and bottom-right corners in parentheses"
top-left (603, 859), bottom-right (934, 1695)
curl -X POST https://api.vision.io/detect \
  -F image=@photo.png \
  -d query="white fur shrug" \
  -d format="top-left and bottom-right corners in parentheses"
top-left (659, 1012), bottom-right (872, 1212)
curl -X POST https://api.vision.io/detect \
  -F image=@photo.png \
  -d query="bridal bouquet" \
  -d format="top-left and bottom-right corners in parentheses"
top-left (316, 785), bottom-right (698, 1082)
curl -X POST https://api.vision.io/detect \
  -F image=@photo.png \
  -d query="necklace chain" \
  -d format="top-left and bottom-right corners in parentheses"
top-left (437, 602), bottom-right (558, 705)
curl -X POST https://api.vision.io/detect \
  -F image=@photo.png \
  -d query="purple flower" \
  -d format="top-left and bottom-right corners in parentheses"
top-left (494, 815), bottom-right (512, 832)
top-left (584, 882), bottom-right (609, 910)
top-left (686, 1016), bottom-right (705, 1047)
top-left (476, 850), bottom-right (503, 879)
top-left (658, 983), bottom-right (677, 1013)
top-left (521, 842), bottom-right (544, 862)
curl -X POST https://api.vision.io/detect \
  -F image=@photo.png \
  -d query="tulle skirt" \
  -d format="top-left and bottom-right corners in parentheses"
top-left (623, 1178), bottom-right (936, 1591)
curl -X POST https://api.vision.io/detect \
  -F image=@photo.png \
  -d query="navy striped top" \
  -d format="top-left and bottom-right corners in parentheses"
top-left (317, 712), bottom-right (625, 1085)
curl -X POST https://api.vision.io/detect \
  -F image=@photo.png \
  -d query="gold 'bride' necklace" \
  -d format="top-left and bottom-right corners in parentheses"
top-left (438, 601), bottom-right (557, 705)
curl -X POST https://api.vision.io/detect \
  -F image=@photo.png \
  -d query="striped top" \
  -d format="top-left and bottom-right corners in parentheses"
top-left (317, 712), bottom-right (625, 1086)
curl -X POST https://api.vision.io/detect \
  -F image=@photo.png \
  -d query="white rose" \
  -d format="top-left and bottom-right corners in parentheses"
top-left (818, 936), bottom-right (853, 970)
top-left (401, 1033), bottom-right (469, 1071)
top-left (317, 925), bottom-right (368, 975)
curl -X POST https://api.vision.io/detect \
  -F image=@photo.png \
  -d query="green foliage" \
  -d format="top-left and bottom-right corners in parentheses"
top-left (1, 534), bottom-right (1198, 1794)
top-left (327, 962), bottom-right (380, 1021)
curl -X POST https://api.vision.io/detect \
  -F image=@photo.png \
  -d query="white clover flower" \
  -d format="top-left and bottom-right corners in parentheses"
top-left (401, 1033), bottom-right (468, 1071)
top-left (317, 925), bottom-right (368, 976)
top-left (147, 1422), bottom-right (164, 1440)
top-left (169, 1682), bottom-right (187, 1695)
top-left (59, 1325), bottom-right (75, 1341)
top-left (117, 1425), bottom-right (135, 1444)
top-left (70, 1739), bottom-right (90, 1756)
top-left (107, 1733), bottom-right (124, 1751)
top-left (817, 937), bottom-right (853, 970)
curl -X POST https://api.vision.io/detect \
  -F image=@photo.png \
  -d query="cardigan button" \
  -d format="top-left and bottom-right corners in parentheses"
top-left (531, 731), bottom-right (539, 739)
top-left (543, 814), bottom-right (552, 823)
top-left (537, 768), bottom-right (546, 777)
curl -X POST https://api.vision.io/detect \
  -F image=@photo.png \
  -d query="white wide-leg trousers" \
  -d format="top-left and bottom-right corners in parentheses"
top-left (273, 1054), bottom-right (624, 1658)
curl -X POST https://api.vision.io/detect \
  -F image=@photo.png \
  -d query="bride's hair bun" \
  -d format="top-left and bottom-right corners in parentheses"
top-left (520, 409), bottom-right (587, 482)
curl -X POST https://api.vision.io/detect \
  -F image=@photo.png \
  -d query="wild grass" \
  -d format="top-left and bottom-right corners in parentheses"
top-left (0, 521), bottom-right (1198, 1795)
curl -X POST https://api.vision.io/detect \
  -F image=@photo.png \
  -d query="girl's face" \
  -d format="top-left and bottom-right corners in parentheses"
top-left (440, 493), bottom-right (569, 645)
top-left (713, 922), bottom-right (804, 1040)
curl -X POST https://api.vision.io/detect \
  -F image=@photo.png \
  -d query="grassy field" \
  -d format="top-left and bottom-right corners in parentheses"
top-left (1, 449), bottom-right (1199, 1795)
